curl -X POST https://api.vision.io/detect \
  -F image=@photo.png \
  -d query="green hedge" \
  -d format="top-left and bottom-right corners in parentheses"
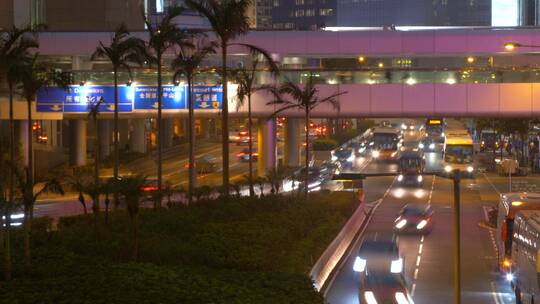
top-left (312, 138), bottom-right (338, 151)
top-left (1, 192), bottom-right (356, 304)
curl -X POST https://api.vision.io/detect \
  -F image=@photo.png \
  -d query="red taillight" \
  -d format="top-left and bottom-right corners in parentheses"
top-left (142, 186), bottom-right (158, 192)
top-left (237, 152), bottom-right (245, 157)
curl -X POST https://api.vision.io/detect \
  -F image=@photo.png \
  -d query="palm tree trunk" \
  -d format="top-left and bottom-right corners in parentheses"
top-left (93, 115), bottom-right (100, 228)
top-left (132, 212), bottom-right (139, 261)
top-left (24, 98), bottom-right (34, 268)
top-left (188, 76), bottom-right (195, 205)
top-left (248, 94), bottom-right (254, 197)
top-left (23, 207), bottom-right (31, 268)
top-left (156, 52), bottom-right (163, 208)
top-left (221, 42), bottom-right (230, 195)
top-left (113, 68), bottom-right (120, 209)
top-left (5, 82), bottom-right (14, 280)
top-left (304, 109), bottom-right (310, 199)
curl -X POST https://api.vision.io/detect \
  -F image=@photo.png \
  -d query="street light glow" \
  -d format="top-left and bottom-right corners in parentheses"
top-left (466, 56), bottom-right (475, 64)
top-left (504, 42), bottom-right (520, 51)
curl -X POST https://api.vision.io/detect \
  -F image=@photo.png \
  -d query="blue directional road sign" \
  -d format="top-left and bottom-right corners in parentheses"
top-left (192, 86), bottom-right (222, 110)
top-left (133, 85), bottom-right (186, 110)
top-left (37, 86), bottom-right (134, 113)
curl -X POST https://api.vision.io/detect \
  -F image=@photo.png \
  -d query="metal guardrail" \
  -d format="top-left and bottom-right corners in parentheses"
top-left (309, 198), bottom-right (380, 292)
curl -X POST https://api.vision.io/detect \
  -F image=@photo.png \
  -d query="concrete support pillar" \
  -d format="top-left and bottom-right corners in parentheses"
top-left (69, 120), bottom-right (87, 166)
top-left (257, 118), bottom-right (277, 176)
top-left (162, 118), bottom-right (174, 148)
top-left (16, 120), bottom-right (29, 167)
top-left (118, 119), bottom-right (129, 151)
top-left (98, 120), bottom-right (111, 159)
top-left (130, 119), bottom-right (146, 154)
top-left (284, 118), bottom-right (301, 167)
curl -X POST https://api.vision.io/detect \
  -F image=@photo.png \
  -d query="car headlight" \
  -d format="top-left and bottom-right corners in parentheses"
top-left (397, 174), bottom-right (404, 182)
top-left (353, 256), bottom-right (367, 272)
top-left (331, 155), bottom-right (338, 161)
top-left (369, 141), bottom-right (374, 146)
top-left (444, 165), bottom-right (452, 173)
top-left (372, 150), bottom-right (380, 158)
top-left (395, 292), bottom-right (414, 304)
top-left (506, 273), bottom-right (514, 282)
top-left (401, 123), bottom-right (407, 130)
top-left (395, 218), bottom-right (407, 229)
top-left (417, 175), bottom-right (423, 183)
top-left (418, 143), bottom-right (424, 149)
top-left (481, 141), bottom-right (485, 145)
top-left (416, 219), bottom-right (428, 230)
top-left (364, 291), bottom-right (378, 304)
top-left (441, 132), bottom-right (445, 137)
top-left (390, 257), bottom-right (404, 273)
top-left (429, 143), bottom-right (435, 150)
top-left (347, 154), bottom-right (355, 162)
top-left (409, 125), bottom-right (414, 130)
top-left (467, 166), bottom-right (474, 173)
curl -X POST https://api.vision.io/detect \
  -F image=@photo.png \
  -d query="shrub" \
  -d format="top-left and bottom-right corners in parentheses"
top-left (312, 138), bottom-right (338, 151)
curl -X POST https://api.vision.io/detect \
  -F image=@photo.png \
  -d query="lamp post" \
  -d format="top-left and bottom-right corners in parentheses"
top-left (452, 169), bottom-right (461, 304)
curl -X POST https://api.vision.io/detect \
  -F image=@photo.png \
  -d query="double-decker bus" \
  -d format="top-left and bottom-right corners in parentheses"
top-left (425, 118), bottom-right (445, 141)
top-left (496, 193), bottom-right (540, 278)
top-left (505, 208), bottom-right (540, 303)
top-left (369, 127), bottom-right (401, 162)
top-left (442, 129), bottom-right (475, 176)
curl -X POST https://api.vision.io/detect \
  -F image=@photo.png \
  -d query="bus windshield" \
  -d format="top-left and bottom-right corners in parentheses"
top-left (445, 144), bottom-right (473, 163)
top-left (399, 158), bottom-right (422, 170)
top-left (373, 133), bottom-right (398, 150)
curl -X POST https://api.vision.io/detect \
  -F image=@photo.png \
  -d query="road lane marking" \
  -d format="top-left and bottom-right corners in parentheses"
top-left (418, 244), bottom-right (423, 255)
top-left (411, 283), bottom-right (417, 296)
top-left (416, 256), bottom-right (421, 267)
top-left (490, 281), bottom-right (503, 304)
top-left (482, 173), bottom-right (501, 196)
top-left (421, 236), bottom-right (424, 243)
top-left (414, 268), bottom-right (419, 280)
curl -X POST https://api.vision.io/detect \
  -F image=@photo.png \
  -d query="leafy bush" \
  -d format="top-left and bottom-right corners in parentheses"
top-left (312, 138), bottom-right (338, 151)
top-left (2, 192), bottom-right (356, 303)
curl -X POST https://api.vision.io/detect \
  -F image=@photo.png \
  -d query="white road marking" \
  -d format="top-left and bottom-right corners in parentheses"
top-left (414, 268), bottom-right (419, 280)
top-left (411, 283), bottom-right (417, 296)
top-left (482, 173), bottom-right (501, 195)
top-left (490, 281), bottom-right (503, 304)
top-left (418, 244), bottom-right (423, 255)
top-left (416, 256), bottom-right (422, 267)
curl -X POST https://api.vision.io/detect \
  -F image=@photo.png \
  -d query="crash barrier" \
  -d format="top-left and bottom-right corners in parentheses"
top-left (309, 199), bottom-right (378, 292)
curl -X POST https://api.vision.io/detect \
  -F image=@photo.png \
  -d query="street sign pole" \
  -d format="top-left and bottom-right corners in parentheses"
top-left (453, 169), bottom-right (461, 304)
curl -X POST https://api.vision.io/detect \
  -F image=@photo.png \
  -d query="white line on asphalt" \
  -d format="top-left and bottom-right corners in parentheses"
top-left (482, 173), bottom-right (501, 196)
top-left (418, 244), bottom-right (423, 255)
top-left (411, 283), bottom-right (417, 296)
top-left (490, 281), bottom-right (502, 304)
top-left (421, 236), bottom-right (424, 243)
top-left (414, 268), bottom-right (419, 280)
top-left (416, 256), bottom-right (421, 267)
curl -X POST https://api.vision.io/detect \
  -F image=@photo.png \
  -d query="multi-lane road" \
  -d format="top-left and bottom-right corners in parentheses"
top-left (325, 128), bottom-right (516, 304)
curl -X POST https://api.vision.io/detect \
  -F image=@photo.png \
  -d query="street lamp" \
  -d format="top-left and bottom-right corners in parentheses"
top-left (503, 42), bottom-right (540, 51)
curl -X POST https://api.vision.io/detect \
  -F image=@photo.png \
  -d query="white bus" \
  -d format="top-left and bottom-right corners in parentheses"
top-left (442, 129), bottom-right (475, 176)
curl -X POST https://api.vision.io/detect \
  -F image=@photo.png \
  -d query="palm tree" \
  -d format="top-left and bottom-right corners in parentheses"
top-left (0, 25), bottom-right (38, 281)
top-left (143, 7), bottom-right (190, 205)
top-left (265, 164), bottom-right (290, 195)
top-left (267, 74), bottom-right (345, 198)
top-left (186, 0), bottom-right (253, 194)
top-left (91, 23), bottom-right (146, 193)
top-left (111, 175), bottom-right (147, 261)
top-left (10, 163), bottom-right (64, 267)
top-left (86, 97), bottom-right (105, 219)
top-left (172, 38), bottom-right (215, 205)
top-left (67, 170), bottom-right (94, 215)
top-left (20, 57), bottom-right (71, 194)
top-left (231, 45), bottom-right (279, 197)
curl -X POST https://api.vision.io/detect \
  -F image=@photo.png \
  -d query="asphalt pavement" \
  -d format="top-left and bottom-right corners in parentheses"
top-left (325, 130), bottom-right (516, 304)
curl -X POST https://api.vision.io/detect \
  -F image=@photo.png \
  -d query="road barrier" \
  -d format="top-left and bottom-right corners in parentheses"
top-left (309, 198), bottom-right (378, 292)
